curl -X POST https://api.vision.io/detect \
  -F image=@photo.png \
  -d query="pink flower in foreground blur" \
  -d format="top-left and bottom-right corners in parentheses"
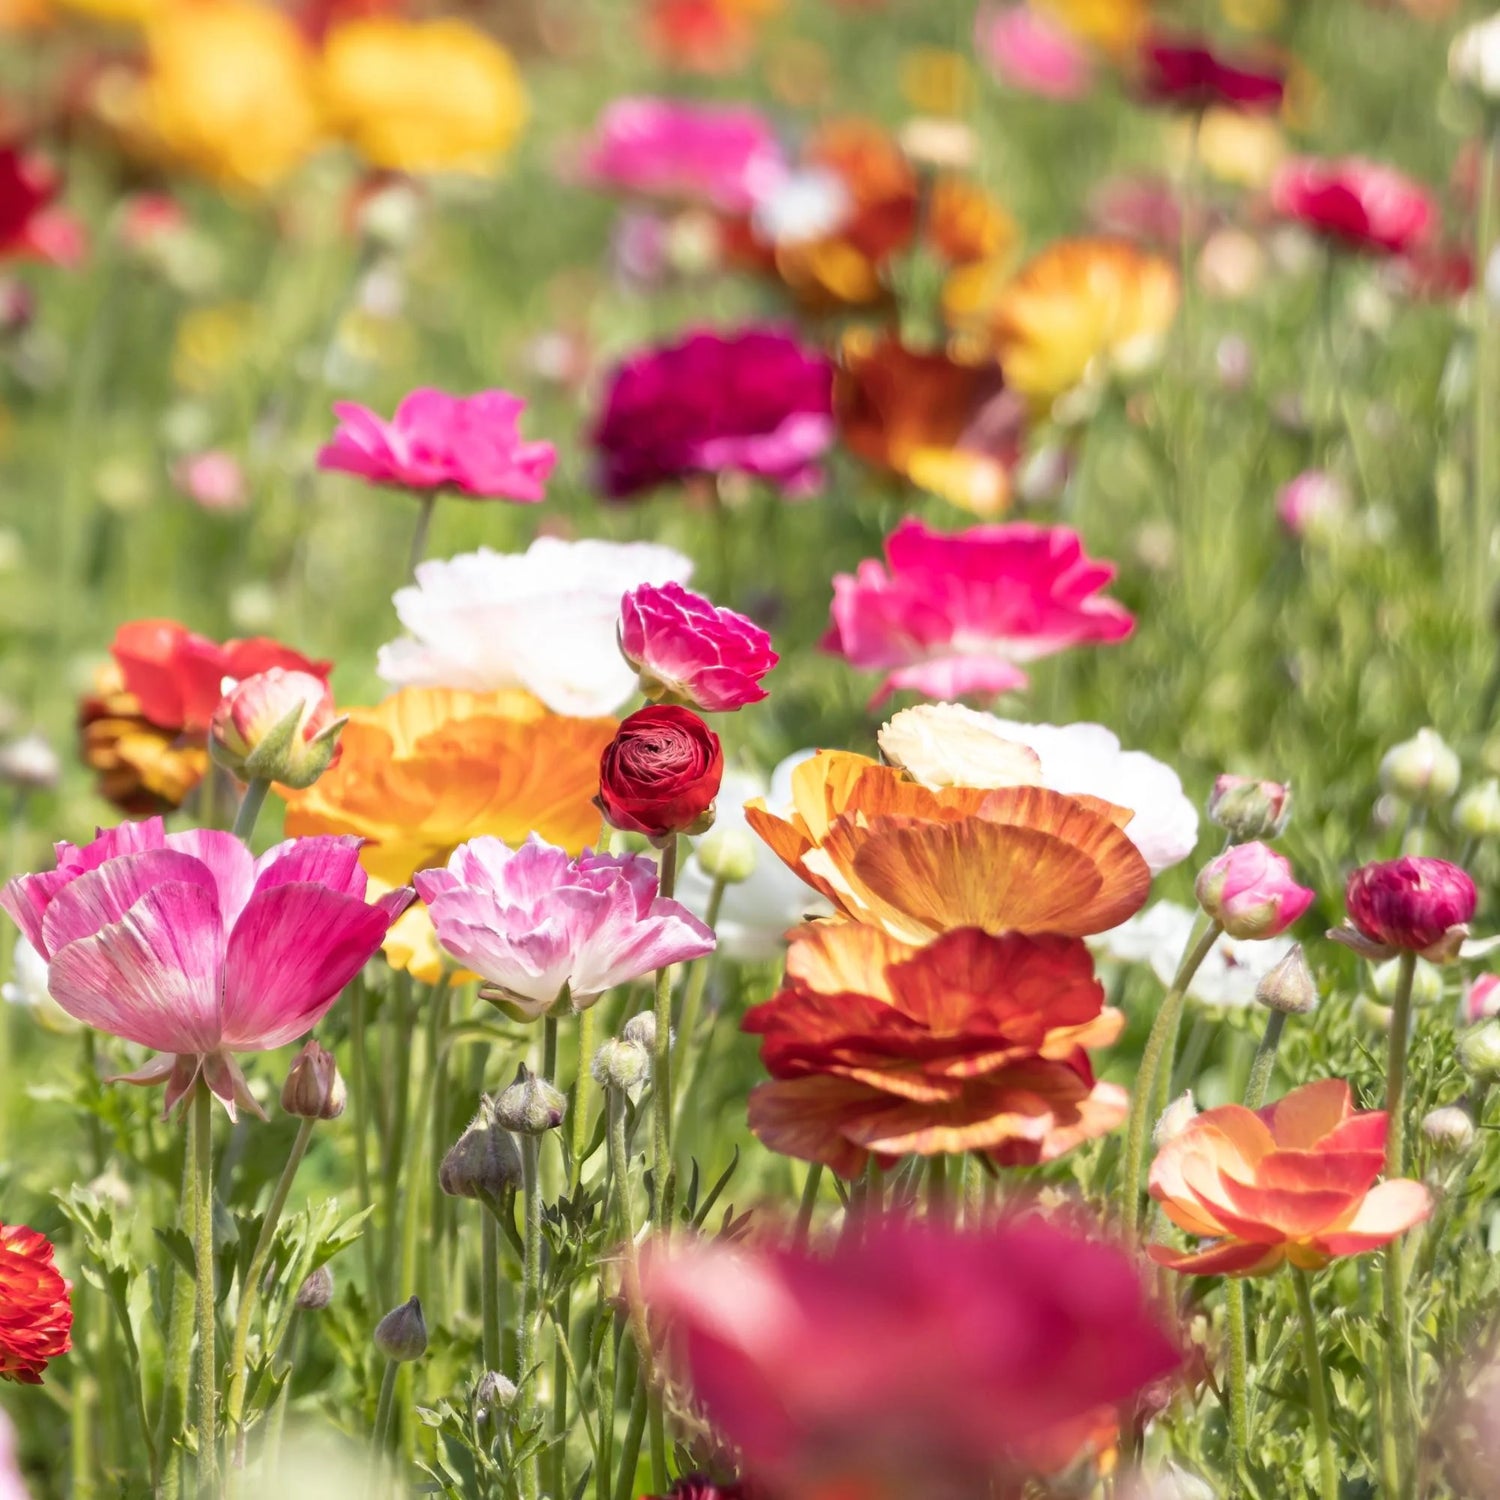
top-left (0, 147), bottom-right (85, 267)
top-left (318, 388), bottom-right (555, 502)
top-left (172, 450), bottom-right (247, 513)
top-left (974, 5), bottom-right (1094, 100)
top-left (0, 820), bottom-right (413, 1117)
top-left (579, 96), bottom-right (785, 212)
top-left (414, 834), bottom-right (715, 1017)
top-left (1137, 35), bottom-right (1285, 113)
top-left (823, 518), bottom-right (1134, 705)
top-left (1271, 157), bottom-right (1436, 257)
top-left (591, 328), bottom-right (835, 500)
top-left (1464, 972), bottom-right (1500, 1025)
top-left (1195, 842), bottom-right (1314, 940)
top-left (1276, 469), bottom-right (1350, 540)
top-left (639, 1217), bottom-right (1181, 1494)
top-left (620, 582), bottom-right (778, 711)
top-left (1341, 856), bottom-right (1477, 962)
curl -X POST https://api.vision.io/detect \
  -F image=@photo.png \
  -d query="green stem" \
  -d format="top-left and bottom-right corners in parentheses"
top-left (156, 1139), bottom-right (197, 1499)
top-left (1476, 126), bottom-right (1500, 615)
top-left (542, 1013), bottom-right (558, 1088)
top-left (191, 1083), bottom-right (218, 1498)
top-left (1226, 1280), bottom-right (1252, 1490)
top-left (409, 493), bottom-right (436, 576)
top-left (380, 972), bottom-right (414, 1303)
top-left (793, 1163), bottom-right (824, 1248)
top-left (1244, 1010), bottom-right (1288, 1112)
top-left (651, 837), bottom-right (679, 1232)
top-left (1293, 1270), bottom-right (1339, 1500)
top-left (350, 980), bottom-right (380, 1304)
top-left (480, 1210), bottom-right (501, 1375)
top-left (369, 1358), bottom-right (399, 1493)
top-left (518, 1134), bottom-right (543, 1500)
top-left (926, 1154), bottom-right (951, 1223)
top-left (570, 1002), bottom-right (597, 1197)
top-left (670, 876), bottom-right (727, 1146)
top-left (231, 779), bottom-right (271, 843)
top-left (612, 1377), bottom-right (648, 1500)
top-left (595, 1313), bottom-right (616, 1500)
top-left (263, 1315), bottom-right (299, 1485)
top-left (1120, 919), bottom-right (1222, 1243)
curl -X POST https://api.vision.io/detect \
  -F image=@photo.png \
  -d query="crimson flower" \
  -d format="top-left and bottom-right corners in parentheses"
top-left (1338, 856), bottom-right (1477, 962)
top-left (1137, 35), bottom-right (1285, 112)
top-left (598, 706), bottom-right (723, 840)
top-left (0, 147), bottom-right (84, 266)
top-left (0, 1224), bottom-right (71, 1384)
top-left (1271, 157), bottom-right (1436, 257)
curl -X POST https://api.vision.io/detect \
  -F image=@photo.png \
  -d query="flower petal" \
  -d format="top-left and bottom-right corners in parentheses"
top-left (1147, 1240), bottom-right (1285, 1277)
top-left (1313, 1180), bottom-right (1432, 1258)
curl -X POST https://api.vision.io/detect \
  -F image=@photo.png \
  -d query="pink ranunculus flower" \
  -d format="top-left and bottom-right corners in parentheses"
top-left (823, 519), bottom-right (1134, 706)
top-left (1463, 973), bottom-right (1500, 1025)
top-left (414, 834), bottom-right (716, 1018)
top-left (1275, 469), bottom-right (1350, 541)
top-left (1271, 157), bottom-right (1437, 258)
top-left (0, 820), bottom-right (413, 1118)
top-left (578, 96), bottom-right (786, 213)
top-left (619, 582), bottom-right (778, 712)
top-left (591, 327), bottom-right (835, 500)
top-left (172, 450), bottom-right (248, 513)
top-left (1194, 842), bottom-right (1314, 941)
top-left (317, 388), bottom-right (555, 502)
top-left (974, 4), bottom-right (1095, 100)
top-left (1342, 856), bottom-right (1477, 962)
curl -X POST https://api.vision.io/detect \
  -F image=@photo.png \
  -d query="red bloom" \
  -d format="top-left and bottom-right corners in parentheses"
top-left (1137, 35), bottom-right (1285, 112)
top-left (1271, 157), bottom-right (1436, 257)
top-left (639, 1217), bottom-right (1181, 1495)
top-left (111, 619), bottom-right (332, 737)
top-left (0, 146), bottom-right (84, 266)
top-left (0, 1224), bottom-right (72, 1384)
top-left (598, 705), bottom-right (723, 840)
top-left (1345, 856), bottom-right (1477, 957)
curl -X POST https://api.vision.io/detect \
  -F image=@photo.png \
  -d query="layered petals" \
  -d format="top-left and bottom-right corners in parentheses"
top-left (619, 582), bottom-right (778, 712)
top-left (1271, 157), bottom-right (1436, 257)
top-left (0, 1225), bottom-right (71, 1385)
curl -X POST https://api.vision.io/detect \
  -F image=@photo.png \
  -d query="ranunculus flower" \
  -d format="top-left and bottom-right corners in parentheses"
top-left (1450, 15), bottom-right (1500, 101)
top-left (210, 668), bottom-right (343, 790)
top-left (1339, 856), bottom-right (1478, 962)
top-left (1194, 842), bottom-right (1314, 940)
top-left (823, 518), bottom-right (1134, 705)
top-left (598, 706), bottom-right (723, 841)
top-left (1463, 972), bottom-right (1500, 1025)
top-left (1150, 1078), bottom-right (1431, 1276)
top-left (376, 539), bottom-right (692, 717)
top-left (975, 4), bottom-right (1095, 99)
top-left (0, 1224), bottom-right (71, 1384)
top-left (1275, 469), bottom-right (1350, 542)
top-left (0, 820), bottom-right (413, 1116)
top-left (638, 1217), bottom-right (1181, 1494)
top-left (78, 663), bottom-right (210, 817)
top-left (318, 388), bottom-right (555, 502)
top-left (1136, 35), bottom-right (1285, 112)
top-left (0, 147), bottom-right (84, 266)
top-left (415, 834), bottom-right (715, 1017)
top-left (579, 97), bottom-right (785, 213)
top-left (619, 582), bottom-right (777, 711)
top-left (1271, 157), bottom-right (1436, 257)
top-left (745, 923), bottom-right (1129, 1176)
top-left (591, 328), bottom-right (835, 500)
top-left (171, 449), bottom-right (247, 512)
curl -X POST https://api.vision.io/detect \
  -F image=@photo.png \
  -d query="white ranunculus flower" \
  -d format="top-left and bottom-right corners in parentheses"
top-left (1451, 15), bottom-right (1500, 101)
top-left (376, 538), bottom-right (693, 717)
top-left (678, 753), bottom-right (834, 962)
top-left (1092, 900), bottom-right (1295, 1009)
top-left (878, 703), bottom-right (1041, 790)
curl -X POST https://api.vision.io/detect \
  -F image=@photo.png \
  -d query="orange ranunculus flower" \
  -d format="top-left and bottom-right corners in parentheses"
top-left (981, 237), bottom-right (1179, 404)
top-left (744, 751), bottom-right (1150, 943)
top-left (0, 1223), bottom-right (71, 1384)
top-left (744, 922), bottom-right (1128, 1177)
top-left (837, 328), bottom-right (1022, 518)
top-left (78, 664), bottom-right (209, 816)
top-left (279, 687), bottom-right (616, 885)
top-left (1149, 1079), bottom-right (1432, 1278)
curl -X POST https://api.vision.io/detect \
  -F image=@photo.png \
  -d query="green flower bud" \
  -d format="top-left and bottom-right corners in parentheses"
top-left (1255, 944), bottom-right (1318, 1015)
top-left (1379, 728), bottom-right (1461, 805)
top-left (374, 1295), bottom-right (427, 1363)
top-left (1422, 1105), bottom-right (1476, 1155)
top-left (1459, 1020), bottom-right (1500, 1084)
top-left (1456, 779), bottom-right (1500, 840)
top-left (440, 1095), bottom-right (523, 1206)
top-left (591, 1038), bottom-right (651, 1092)
top-left (493, 1064), bottom-right (567, 1135)
top-left (295, 1266), bottom-right (334, 1311)
top-left (693, 826), bottom-right (758, 885)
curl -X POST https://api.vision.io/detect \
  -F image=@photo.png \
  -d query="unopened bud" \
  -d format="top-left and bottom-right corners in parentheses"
top-left (493, 1064), bottom-right (567, 1135)
top-left (280, 1039), bottom-right (346, 1120)
top-left (373, 1295), bottom-right (427, 1362)
top-left (1422, 1105), bottom-right (1476, 1155)
top-left (1379, 728), bottom-right (1461, 806)
top-left (1207, 774), bottom-right (1291, 841)
top-left (693, 826), bottom-right (757, 885)
top-left (1373, 957), bottom-right (1444, 1009)
top-left (1457, 779), bottom-right (1500, 840)
top-left (1255, 944), bottom-right (1318, 1014)
top-left (475, 1369), bottom-right (518, 1418)
top-left (295, 1265), bottom-right (335, 1310)
top-left (210, 668), bottom-right (345, 790)
top-left (1459, 1020), bottom-right (1500, 1084)
top-left (1154, 1091), bottom-right (1198, 1146)
top-left (0, 732), bottom-right (60, 793)
top-left (621, 1013), bottom-right (659, 1050)
top-left (1355, 997), bottom-right (1394, 1034)
top-left (440, 1095), bottom-right (523, 1206)
top-left (592, 1038), bottom-right (651, 1091)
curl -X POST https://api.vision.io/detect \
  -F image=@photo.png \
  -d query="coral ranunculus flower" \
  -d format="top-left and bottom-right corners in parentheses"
top-left (745, 922), bottom-right (1128, 1176)
top-left (823, 518), bottom-right (1134, 704)
top-left (1271, 157), bottom-right (1436, 257)
top-left (0, 1224), bottom-right (71, 1384)
top-left (1149, 1079), bottom-right (1432, 1276)
top-left (744, 751), bottom-right (1151, 942)
top-left (280, 687), bottom-right (617, 884)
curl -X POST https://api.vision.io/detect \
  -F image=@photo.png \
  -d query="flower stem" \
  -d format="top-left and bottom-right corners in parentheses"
top-left (1292, 1269), bottom-right (1339, 1500)
top-left (156, 1140), bottom-right (197, 1499)
top-left (670, 876), bottom-right (726, 1146)
top-left (651, 836), bottom-right (679, 1232)
top-left (1475, 125), bottom-right (1500, 615)
top-left (480, 1209), bottom-right (501, 1375)
top-left (569, 1001), bottom-right (597, 1197)
top-left (1119, 919), bottom-right (1222, 1243)
top-left (1225, 1281), bottom-right (1252, 1488)
top-left (191, 1082), bottom-right (218, 1498)
top-left (349, 980), bottom-right (380, 1304)
top-left (232, 778), bottom-right (271, 843)
top-left (518, 1133), bottom-right (543, 1500)
top-left (926, 1154), bottom-right (951, 1223)
top-left (1381, 950), bottom-right (1419, 1495)
top-left (793, 1163), bottom-right (823, 1248)
top-left (408, 493), bottom-right (436, 576)
top-left (1244, 1010), bottom-right (1287, 1113)
top-left (369, 1357), bottom-right (399, 1496)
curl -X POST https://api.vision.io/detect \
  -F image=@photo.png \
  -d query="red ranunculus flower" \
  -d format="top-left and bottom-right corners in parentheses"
top-left (1137, 34), bottom-right (1285, 112)
top-left (598, 705), bottom-right (723, 840)
top-left (0, 1224), bottom-right (72, 1384)
top-left (1271, 157), bottom-right (1436, 257)
top-left (1343, 856), bottom-right (1477, 959)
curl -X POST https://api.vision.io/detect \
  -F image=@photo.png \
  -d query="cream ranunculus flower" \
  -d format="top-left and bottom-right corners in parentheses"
top-left (878, 703), bottom-right (1041, 789)
top-left (1451, 14), bottom-right (1500, 102)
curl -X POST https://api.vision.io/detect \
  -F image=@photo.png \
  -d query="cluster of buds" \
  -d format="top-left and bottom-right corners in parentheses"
top-left (210, 668), bottom-right (345, 790)
top-left (593, 1012), bottom-right (667, 1093)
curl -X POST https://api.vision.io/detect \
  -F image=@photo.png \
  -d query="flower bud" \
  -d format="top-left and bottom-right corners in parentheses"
top-left (440, 1095), bottom-right (523, 1207)
top-left (475, 1369), bottom-right (518, 1419)
top-left (1342, 856), bottom-right (1477, 962)
top-left (295, 1265), bottom-right (335, 1311)
top-left (621, 1013), bottom-right (659, 1050)
top-left (1153, 1091), bottom-right (1197, 1146)
top-left (1195, 843), bottom-right (1314, 940)
top-left (1254, 944), bottom-right (1318, 1014)
top-left (592, 1037), bottom-right (652, 1092)
top-left (209, 668), bottom-right (345, 790)
top-left (1373, 957), bottom-right (1443, 1009)
top-left (373, 1295), bottom-right (427, 1362)
top-left (1422, 1105), bottom-right (1476, 1155)
top-left (1463, 973), bottom-right (1500, 1025)
top-left (692, 826), bottom-right (758, 886)
top-left (1450, 15), bottom-right (1500, 102)
top-left (0, 732), bottom-right (60, 794)
top-left (493, 1064), bottom-right (567, 1135)
top-left (1379, 728), bottom-right (1461, 806)
top-left (1457, 779), bottom-right (1500, 840)
top-left (1459, 1020), bottom-right (1500, 1085)
top-left (1355, 997), bottom-right (1394, 1034)
top-left (280, 1039), bottom-right (346, 1120)
top-left (1207, 775), bottom-right (1291, 841)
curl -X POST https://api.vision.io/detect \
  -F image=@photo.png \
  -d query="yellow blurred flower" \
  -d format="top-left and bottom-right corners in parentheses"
top-left (1031, 0), bottom-right (1147, 55)
top-left (1186, 109), bottom-right (1286, 189)
top-left (0, 0), bottom-right (54, 30)
top-left (280, 687), bottom-right (617, 886)
top-left (172, 303), bottom-right (255, 394)
top-left (137, 0), bottom-right (324, 189)
top-left (370, 877), bottom-right (476, 986)
top-left (899, 48), bottom-right (974, 116)
top-left (1221, 0), bottom-right (1284, 27)
top-left (321, 18), bottom-right (527, 175)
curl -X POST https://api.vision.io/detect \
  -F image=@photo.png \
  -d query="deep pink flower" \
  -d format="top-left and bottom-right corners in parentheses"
top-left (0, 147), bottom-right (84, 267)
top-left (1194, 842), bottom-right (1314, 940)
top-left (823, 519), bottom-right (1134, 705)
top-left (1271, 157), bottom-right (1436, 257)
top-left (974, 5), bottom-right (1094, 100)
top-left (619, 582), bottom-right (777, 712)
top-left (579, 96), bottom-right (785, 213)
top-left (0, 820), bottom-right (413, 1117)
top-left (1463, 973), bottom-right (1500, 1025)
top-left (1276, 469), bottom-right (1349, 540)
top-left (1345, 856), bottom-right (1477, 958)
top-left (638, 1217), bottom-right (1181, 1493)
top-left (1137, 35), bottom-right (1285, 112)
top-left (414, 834), bottom-right (715, 1017)
top-left (591, 328), bottom-right (834, 500)
top-left (318, 388), bottom-right (555, 502)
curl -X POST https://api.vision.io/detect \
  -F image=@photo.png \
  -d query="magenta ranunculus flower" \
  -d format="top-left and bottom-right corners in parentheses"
top-left (1194, 842), bottom-right (1314, 940)
top-left (317, 388), bottom-right (555, 502)
top-left (414, 834), bottom-right (716, 1018)
top-left (1138, 35), bottom-right (1285, 113)
top-left (975, 5), bottom-right (1094, 100)
top-left (1343, 856), bottom-right (1477, 961)
top-left (579, 97), bottom-right (786, 213)
top-left (591, 328), bottom-right (835, 500)
top-left (1271, 157), bottom-right (1436, 258)
top-left (0, 820), bottom-right (413, 1118)
top-left (619, 582), bottom-right (778, 712)
top-left (823, 519), bottom-right (1134, 705)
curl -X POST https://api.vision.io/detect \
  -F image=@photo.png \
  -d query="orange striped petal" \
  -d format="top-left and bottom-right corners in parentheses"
top-left (746, 1077), bottom-right (881, 1178)
top-left (1148, 1240), bottom-right (1286, 1278)
top-left (783, 921), bottom-right (912, 1002)
top-left (1260, 1078), bottom-right (1353, 1148)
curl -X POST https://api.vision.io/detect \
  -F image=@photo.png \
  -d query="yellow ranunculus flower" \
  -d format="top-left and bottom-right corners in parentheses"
top-left (1189, 110), bottom-right (1286, 190)
top-left (139, 1), bottom-right (324, 190)
top-left (56, 0), bottom-right (164, 21)
top-left (321, 18), bottom-right (527, 175)
top-left (1030, 0), bottom-right (1147, 55)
